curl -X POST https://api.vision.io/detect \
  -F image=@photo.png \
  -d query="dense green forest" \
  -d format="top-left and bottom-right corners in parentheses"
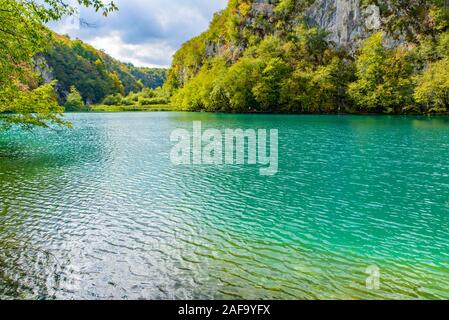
top-left (2, 0), bottom-right (449, 131)
top-left (44, 34), bottom-right (167, 107)
top-left (165, 0), bottom-right (449, 114)
top-left (126, 64), bottom-right (167, 89)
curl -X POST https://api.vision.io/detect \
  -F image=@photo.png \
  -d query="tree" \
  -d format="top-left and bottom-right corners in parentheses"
top-left (171, 58), bottom-right (232, 112)
top-left (280, 58), bottom-right (343, 113)
top-left (253, 57), bottom-right (290, 112)
top-left (110, 71), bottom-right (125, 96)
top-left (0, 81), bottom-right (66, 130)
top-left (221, 57), bottom-right (264, 112)
top-left (291, 24), bottom-right (330, 64)
top-left (414, 58), bottom-right (449, 112)
top-left (102, 93), bottom-right (123, 106)
top-left (64, 86), bottom-right (86, 112)
top-left (348, 32), bottom-right (414, 113)
top-left (0, 0), bottom-right (117, 130)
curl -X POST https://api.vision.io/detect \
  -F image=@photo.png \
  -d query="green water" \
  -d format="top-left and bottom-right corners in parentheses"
top-left (0, 113), bottom-right (448, 299)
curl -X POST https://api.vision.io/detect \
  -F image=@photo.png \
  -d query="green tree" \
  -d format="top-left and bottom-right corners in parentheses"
top-left (102, 93), bottom-right (123, 106)
top-left (110, 71), bottom-right (125, 96)
top-left (222, 57), bottom-right (264, 112)
top-left (291, 24), bottom-right (330, 64)
top-left (44, 34), bottom-right (144, 104)
top-left (253, 57), bottom-right (290, 112)
top-left (280, 58), bottom-right (343, 113)
top-left (0, 81), bottom-right (66, 130)
top-left (348, 32), bottom-right (414, 113)
top-left (171, 58), bottom-right (230, 112)
top-left (64, 86), bottom-right (86, 112)
top-left (414, 58), bottom-right (449, 112)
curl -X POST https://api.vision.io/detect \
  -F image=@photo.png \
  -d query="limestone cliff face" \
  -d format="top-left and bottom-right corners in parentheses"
top-left (255, 0), bottom-right (382, 49)
top-left (205, 0), bottom-right (383, 60)
top-left (34, 54), bottom-right (55, 85)
top-left (305, 0), bottom-right (381, 50)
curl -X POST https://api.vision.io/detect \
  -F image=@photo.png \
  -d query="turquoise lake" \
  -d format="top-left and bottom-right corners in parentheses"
top-left (0, 112), bottom-right (448, 299)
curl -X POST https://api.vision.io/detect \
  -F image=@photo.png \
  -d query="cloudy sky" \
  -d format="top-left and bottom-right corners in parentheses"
top-left (48, 0), bottom-right (228, 68)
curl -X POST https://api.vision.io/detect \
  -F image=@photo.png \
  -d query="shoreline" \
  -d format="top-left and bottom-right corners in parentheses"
top-left (65, 109), bottom-right (449, 117)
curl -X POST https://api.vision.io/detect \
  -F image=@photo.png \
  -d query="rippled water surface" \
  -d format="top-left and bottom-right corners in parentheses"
top-left (1, 113), bottom-right (449, 299)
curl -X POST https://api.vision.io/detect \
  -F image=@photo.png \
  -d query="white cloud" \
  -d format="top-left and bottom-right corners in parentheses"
top-left (49, 0), bottom-right (228, 67)
top-left (89, 32), bottom-right (175, 67)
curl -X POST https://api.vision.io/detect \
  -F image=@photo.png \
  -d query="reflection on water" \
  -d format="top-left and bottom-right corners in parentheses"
top-left (0, 113), bottom-right (449, 299)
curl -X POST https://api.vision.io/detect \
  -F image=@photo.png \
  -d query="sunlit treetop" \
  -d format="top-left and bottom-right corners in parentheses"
top-left (35, 0), bottom-right (118, 22)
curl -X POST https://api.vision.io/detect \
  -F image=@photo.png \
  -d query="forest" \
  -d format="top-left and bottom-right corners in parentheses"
top-left (0, 0), bottom-right (168, 127)
top-left (44, 33), bottom-right (167, 110)
top-left (1, 0), bottom-right (449, 131)
top-left (165, 0), bottom-right (449, 114)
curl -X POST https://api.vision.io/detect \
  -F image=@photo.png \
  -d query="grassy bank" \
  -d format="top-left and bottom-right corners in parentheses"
top-left (90, 104), bottom-right (173, 112)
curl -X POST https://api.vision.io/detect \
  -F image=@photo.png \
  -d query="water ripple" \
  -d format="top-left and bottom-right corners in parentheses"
top-left (0, 113), bottom-right (449, 299)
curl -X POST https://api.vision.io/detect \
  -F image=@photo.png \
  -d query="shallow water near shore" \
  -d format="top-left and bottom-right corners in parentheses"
top-left (1, 113), bottom-right (449, 299)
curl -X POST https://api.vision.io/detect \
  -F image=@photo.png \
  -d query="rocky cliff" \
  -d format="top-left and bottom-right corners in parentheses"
top-left (214, 0), bottom-right (384, 58)
top-left (305, 0), bottom-right (381, 49)
top-left (245, 0), bottom-right (382, 49)
top-left (165, 0), bottom-right (448, 114)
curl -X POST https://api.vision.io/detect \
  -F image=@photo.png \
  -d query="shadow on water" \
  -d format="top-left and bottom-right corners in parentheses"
top-left (0, 239), bottom-right (62, 299)
top-left (0, 125), bottom-right (109, 299)
top-left (0, 133), bottom-right (64, 299)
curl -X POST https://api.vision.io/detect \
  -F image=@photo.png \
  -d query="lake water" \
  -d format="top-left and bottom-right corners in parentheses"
top-left (0, 112), bottom-right (449, 299)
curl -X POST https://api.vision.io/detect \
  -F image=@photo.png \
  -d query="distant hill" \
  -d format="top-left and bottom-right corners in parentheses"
top-left (125, 64), bottom-right (167, 89)
top-left (41, 33), bottom-right (166, 104)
